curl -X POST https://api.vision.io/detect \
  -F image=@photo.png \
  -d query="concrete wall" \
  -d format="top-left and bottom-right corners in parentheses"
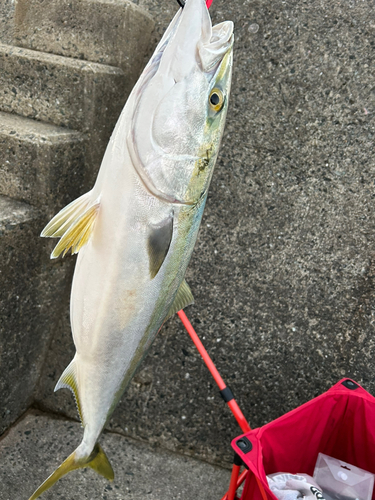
top-left (0, 0), bottom-right (14, 44)
top-left (3, 0), bottom-right (374, 468)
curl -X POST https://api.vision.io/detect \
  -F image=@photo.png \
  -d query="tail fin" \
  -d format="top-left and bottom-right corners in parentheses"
top-left (28, 443), bottom-right (114, 500)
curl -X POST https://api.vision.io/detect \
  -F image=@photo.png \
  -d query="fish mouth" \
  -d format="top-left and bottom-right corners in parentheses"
top-left (167, 0), bottom-right (234, 80)
top-left (199, 20), bottom-right (234, 75)
top-left (136, 0), bottom-right (234, 96)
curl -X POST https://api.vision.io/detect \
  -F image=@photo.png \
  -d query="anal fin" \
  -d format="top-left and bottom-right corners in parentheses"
top-left (55, 359), bottom-right (83, 424)
top-left (165, 279), bottom-right (194, 322)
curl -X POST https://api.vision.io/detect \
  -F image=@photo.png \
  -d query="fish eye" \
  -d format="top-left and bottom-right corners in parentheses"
top-left (209, 88), bottom-right (224, 112)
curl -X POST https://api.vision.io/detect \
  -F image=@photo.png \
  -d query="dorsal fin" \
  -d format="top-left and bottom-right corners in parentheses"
top-left (165, 279), bottom-right (194, 322)
top-left (54, 359), bottom-right (84, 424)
top-left (147, 214), bottom-right (173, 279)
top-left (41, 191), bottom-right (100, 259)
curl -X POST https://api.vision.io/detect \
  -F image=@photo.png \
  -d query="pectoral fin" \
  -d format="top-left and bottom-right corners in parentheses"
top-left (147, 214), bottom-right (173, 279)
top-left (165, 279), bottom-right (194, 321)
top-left (41, 191), bottom-right (100, 259)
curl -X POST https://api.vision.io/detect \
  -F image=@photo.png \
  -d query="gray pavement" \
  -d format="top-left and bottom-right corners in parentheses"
top-left (0, 411), bottom-right (231, 500)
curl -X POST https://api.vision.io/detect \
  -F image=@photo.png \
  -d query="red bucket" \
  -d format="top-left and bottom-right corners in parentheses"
top-left (232, 379), bottom-right (375, 500)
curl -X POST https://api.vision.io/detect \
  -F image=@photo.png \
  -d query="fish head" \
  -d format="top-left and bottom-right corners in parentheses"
top-left (128, 0), bottom-right (234, 205)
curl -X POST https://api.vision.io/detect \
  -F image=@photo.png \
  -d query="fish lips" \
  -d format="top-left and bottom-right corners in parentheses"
top-left (158, 0), bottom-right (234, 82)
top-left (199, 21), bottom-right (234, 74)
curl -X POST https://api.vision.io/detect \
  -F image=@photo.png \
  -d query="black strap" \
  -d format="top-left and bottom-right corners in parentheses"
top-left (220, 386), bottom-right (234, 403)
top-left (176, 0), bottom-right (185, 6)
top-left (342, 379), bottom-right (359, 390)
top-left (233, 453), bottom-right (243, 466)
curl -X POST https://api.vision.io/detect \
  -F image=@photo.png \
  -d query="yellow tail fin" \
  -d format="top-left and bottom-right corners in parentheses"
top-left (28, 443), bottom-right (114, 500)
top-left (88, 444), bottom-right (115, 479)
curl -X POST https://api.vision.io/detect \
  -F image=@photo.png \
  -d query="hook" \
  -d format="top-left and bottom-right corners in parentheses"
top-left (176, 0), bottom-right (185, 7)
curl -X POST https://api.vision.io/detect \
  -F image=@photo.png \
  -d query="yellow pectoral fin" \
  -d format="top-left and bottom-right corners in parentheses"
top-left (41, 191), bottom-right (92, 238)
top-left (41, 191), bottom-right (100, 259)
top-left (165, 279), bottom-right (194, 322)
top-left (28, 444), bottom-right (114, 500)
top-left (51, 202), bottom-right (99, 259)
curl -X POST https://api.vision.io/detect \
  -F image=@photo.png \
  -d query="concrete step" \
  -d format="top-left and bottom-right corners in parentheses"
top-left (0, 411), bottom-right (231, 500)
top-left (14, 0), bottom-right (154, 76)
top-left (0, 43), bottom-right (127, 183)
top-left (0, 196), bottom-right (72, 436)
top-left (0, 0), bottom-right (14, 45)
top-left (0, 111), bottom-right (86, 208)
top-left (0, 43), bottom-right (125, 132)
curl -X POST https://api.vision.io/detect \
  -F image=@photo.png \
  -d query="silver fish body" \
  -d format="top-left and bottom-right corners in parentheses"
top-left (30, 0), bottom-right (233, 497)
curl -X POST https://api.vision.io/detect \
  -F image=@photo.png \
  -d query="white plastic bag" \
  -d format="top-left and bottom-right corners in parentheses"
top-left (267, 473), bottom-right (325, 500)
top-left (313, 453), bottom-right (374, 500)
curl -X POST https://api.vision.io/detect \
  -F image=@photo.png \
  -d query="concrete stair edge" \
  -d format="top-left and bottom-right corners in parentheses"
top-left (14, 0), bottom-right (155, 72)
top-left (0, 111), bottom-right (87, 208)
top-left (0, 111), bottom-right (84, 143)
top-left (0, 193), bottom-right (40, 226)
top-left (0, 195), bottom-right (73, 437)
top-left (0, 42), bottom-right (125, 74)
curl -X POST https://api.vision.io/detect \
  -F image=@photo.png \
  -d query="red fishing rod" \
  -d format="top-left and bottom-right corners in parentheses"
top-left (178, 310), bottom-right (250, 433)
top-left (178, 310), bottom-right (268, 500)
top-left (177, 0), bottom-right (213, 8)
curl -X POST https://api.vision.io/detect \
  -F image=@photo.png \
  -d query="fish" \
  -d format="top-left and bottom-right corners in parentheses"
top-left (29, 0), bottom-right (233, 497)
